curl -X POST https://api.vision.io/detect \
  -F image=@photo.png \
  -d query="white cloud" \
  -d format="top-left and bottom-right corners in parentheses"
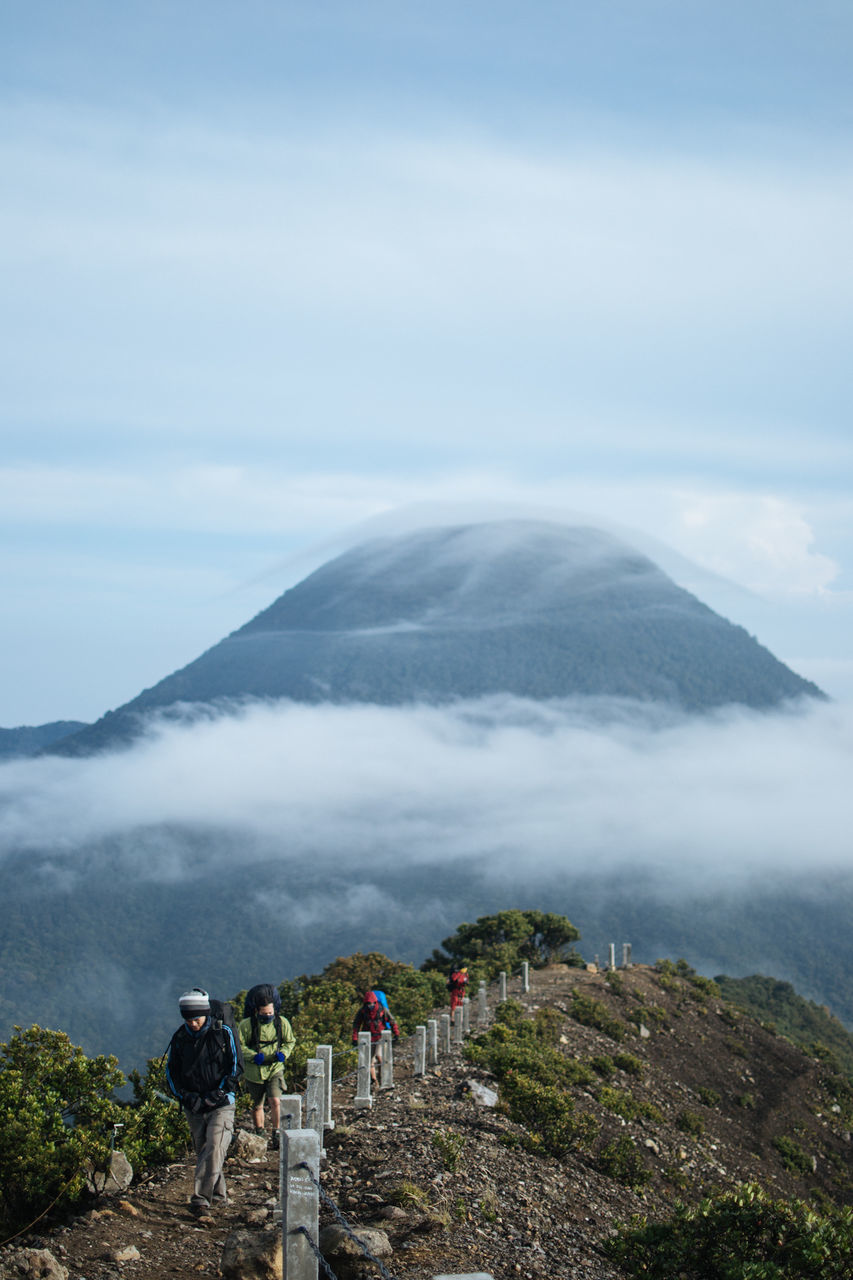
top-left (1, 696), bottom-right (850, 888)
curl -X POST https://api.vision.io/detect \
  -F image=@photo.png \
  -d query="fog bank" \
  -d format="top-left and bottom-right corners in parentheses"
top-left (1, 695), bottom-right (850, 887)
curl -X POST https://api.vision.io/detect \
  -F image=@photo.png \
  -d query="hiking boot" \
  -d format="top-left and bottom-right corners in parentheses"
top-left (253, 1126), bottom-right (266, 1137)
top-left (271, 1131), bottom-right (280, 1151)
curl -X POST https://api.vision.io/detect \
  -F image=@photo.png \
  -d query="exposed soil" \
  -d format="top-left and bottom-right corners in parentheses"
top-left (4, 964), bottom-right (852, 1279)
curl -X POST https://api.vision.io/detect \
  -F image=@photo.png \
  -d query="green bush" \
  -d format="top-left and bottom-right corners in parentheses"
top-left (697, 1087), bottom-right (720, 1107)
top-left (499, 1070), bottom-right (597, 1157)
top-left (570, 990), bottom-right (626, 1041)
top-left (675, 1109), bottom-right (705, 1137)
top-left (607, 1182), bottom-right (853, 1278)
top-left (613, 1052), bottom-right (644, 1077)
top-left (0, 1026), bottom-right (125, 1236)
top-left (598, 1135), bottom-right (650, 1188)
top-left (599, 1086), bottom-right (662, 1124)
top-left (773, 1135), bottom-right (814, 1178)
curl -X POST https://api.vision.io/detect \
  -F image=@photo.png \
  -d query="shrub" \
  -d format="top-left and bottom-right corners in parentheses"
top-left (607, 1182), bottom-right (853, 1279)
top-left (500, 1071), bottom-right (597, 1157)
top-left (591, 1054), bottom-right (616, 1079)
top-left (0, 1026), bottom-right (125, 1236)
top-left (675, 1109), bottom-right (705, 1137)
top-left (432, 1130), bottom-right (465, 1172)
top-left (600, 1086), bottom-right (663, 1124)
top-left (598, 1135), bottom-right (650, 1188)
top-left (613, 1052), bottom-right (644, 1078)
top-left (697, 1087), bottom-right (720, 1107)
top-left (570, 991), bottom-right (626, 1041)
top-left (773, 1135), bottom-right (814, 1178)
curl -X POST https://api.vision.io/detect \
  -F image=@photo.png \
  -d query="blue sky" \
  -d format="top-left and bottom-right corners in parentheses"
top-left (2, 1), bottom-right (852, 723)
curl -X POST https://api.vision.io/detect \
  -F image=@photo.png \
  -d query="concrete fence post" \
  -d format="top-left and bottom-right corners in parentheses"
top-left (499, 971), bottom-right (507, 1002)
top-left (282, 1129), bottom-right (320, 1280)
top-left (277, 1096), bottom-right (303, 1221)
top-left (477, 981), bottom-right (488, 1026)
top-left (521, 961), bottom-right (530, 994)
top-left (316, 1044), bottom-right (334, 1130)
top-left (608, 943), bottom-right (616, 971)
top-left (622, 943), bottom-right (632, 968)
top-left (354, 1031), bottom-right (373, 1108)
top-left (305, 1058), bottom-right (325, 1153)
top-left (462, 995), bottom-right (471, 1035)
top-left (414, 1025), bottom-right (426, 1076)
top-left (428, 1019), bottom-right (439, 1065)
top-left (440, 1013), bottom-right (451, 1054)
top-left (453, 1010), bottom-right (464, 1047)
top-left (380, 1030), bottom-right (394, 1090)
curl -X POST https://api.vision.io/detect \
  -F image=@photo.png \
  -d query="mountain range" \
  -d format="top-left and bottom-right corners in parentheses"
top-left (0, 518), bottom-right (839, 1068)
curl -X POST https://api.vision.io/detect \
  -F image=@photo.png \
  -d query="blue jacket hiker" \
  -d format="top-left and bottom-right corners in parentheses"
top-left (166, 988), bottom-right (242, 1219)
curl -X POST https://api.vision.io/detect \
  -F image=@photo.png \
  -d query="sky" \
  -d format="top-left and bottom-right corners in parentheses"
top-left (2, 1), bottom-right (853, 726)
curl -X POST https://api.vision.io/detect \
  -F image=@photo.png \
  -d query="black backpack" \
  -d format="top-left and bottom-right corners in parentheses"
top-left (209, 997), bottom-right (245, 1077)
top-left (244, 983), bottom-right (286, 1052)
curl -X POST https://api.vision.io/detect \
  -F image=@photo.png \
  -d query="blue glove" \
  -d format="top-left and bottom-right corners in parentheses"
top-left (253, 1052), bottom-right (266, 1065)
top-left (275, 1051), bottom-right (286, 1063)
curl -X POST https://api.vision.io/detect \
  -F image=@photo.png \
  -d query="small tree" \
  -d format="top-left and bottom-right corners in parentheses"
top-left (423, 909), bottom-right (581, 981)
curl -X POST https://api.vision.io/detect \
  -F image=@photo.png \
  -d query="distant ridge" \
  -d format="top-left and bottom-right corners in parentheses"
top-left (0, 720), bottom-right (89, 759)
top-left (47, 520), bottom-right (824, 755)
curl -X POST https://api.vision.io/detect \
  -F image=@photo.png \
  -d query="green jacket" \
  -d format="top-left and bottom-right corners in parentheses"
top-left (238, 1014), bottom-right (296, 1084)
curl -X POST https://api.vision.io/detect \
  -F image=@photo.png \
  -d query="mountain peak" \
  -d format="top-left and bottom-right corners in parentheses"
top-left (47, 519), bottom-right (824, 755)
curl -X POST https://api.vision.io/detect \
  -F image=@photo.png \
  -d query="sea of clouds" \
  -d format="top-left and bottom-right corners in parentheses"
top-left (1, 694), bottom-right (851, 892)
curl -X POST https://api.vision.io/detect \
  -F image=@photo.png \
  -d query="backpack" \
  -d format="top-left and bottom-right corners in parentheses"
top-left (448, 969), bottom-right (467, 992)
top-left (208, 997), bottom-right (245, 1078)
top-left (244, 983), bottom-right (286, 1052)
top-left (373, 989), bottom-right (390, 1012)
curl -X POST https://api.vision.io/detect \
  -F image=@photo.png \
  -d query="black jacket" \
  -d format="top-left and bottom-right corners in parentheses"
top-left (166, 1019), bottom-right (241, 1103)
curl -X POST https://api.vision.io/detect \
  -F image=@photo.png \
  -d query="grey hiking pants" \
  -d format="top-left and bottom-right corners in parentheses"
top-left (185, 1103), bottom-right (235, 1208)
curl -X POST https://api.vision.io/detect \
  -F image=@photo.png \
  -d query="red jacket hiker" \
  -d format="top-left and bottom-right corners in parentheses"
top-left (352, 990), bottom-right (399, 1044)
top-left (447, 967), bottom-right (469, 1019)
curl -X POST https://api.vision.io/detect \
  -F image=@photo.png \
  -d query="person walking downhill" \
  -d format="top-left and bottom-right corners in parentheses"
top-left (238, 983), bottom-right (296, 1149)
top-left (352, 989), bottom-right (399, 1086)
top-left (166, 988), bottom-right (243, 1220)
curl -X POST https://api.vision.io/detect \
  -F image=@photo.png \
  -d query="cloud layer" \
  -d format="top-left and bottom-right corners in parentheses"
top-left (2, 696), bottom-right (850, 890)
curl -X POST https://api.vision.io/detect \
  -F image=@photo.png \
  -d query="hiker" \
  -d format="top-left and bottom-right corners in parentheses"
top-left (238, 983), bottom-right (296, 1149)
top-left (447, 966), bottom-right (469, 1023)
top-left (352, 989), bottom-right (399, 1085)
top-left (166, 988), bottom-right (242, 1219)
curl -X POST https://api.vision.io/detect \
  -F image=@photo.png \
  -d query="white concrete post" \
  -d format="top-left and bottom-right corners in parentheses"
top-left (440, 1013), bottom-right (451, 1054)
top-left (277, 1096), bottom-right (303, 1221)
top-left (521, 961), bottom-right (530, 993)
top-left (316, 1044), bottom-right (334, 1130)
top-left (414, 1025), bottom-right (426, 1076)
top-left (428, 1019), bottom-right (439, 1065)
top-left (380, 1029), bottom-right (393, 1090)
top-left (622, 943), bottom-right (632, 968)
top-left (477, 980), bottom-right (488, 1026)
top-left (282, 1129), bottom-right (320, 1280)
top-left (608, 943), bottom-right (616, 971)
top-left (305, 1058), bottom-right (325, 1152)
top-left (499, 971), bottom-right (507, 1002)
top-left (453, 1009), bottom-right (464, 1046)
top-left (462, 995), bottom-right (471, 1035)
top-left (354, 1031), bottom-right (373, 1108)
top-left (279, 1095), bottom-right (302, 1131)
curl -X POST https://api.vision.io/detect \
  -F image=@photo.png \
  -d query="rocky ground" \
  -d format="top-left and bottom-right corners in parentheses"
top-left (3, 963), bottom-right (852, 1279)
